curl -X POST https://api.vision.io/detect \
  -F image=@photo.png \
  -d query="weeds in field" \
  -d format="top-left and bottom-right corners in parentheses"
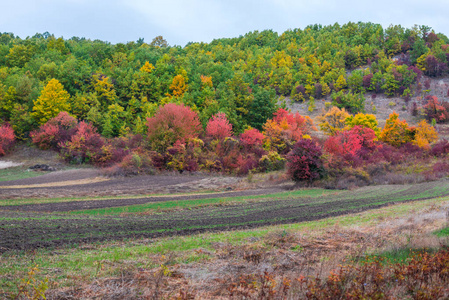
top-left (11, 265), bottom-right (48, 300)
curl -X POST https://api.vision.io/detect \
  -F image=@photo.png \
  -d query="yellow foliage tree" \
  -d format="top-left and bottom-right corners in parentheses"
top-left (92, 75), bottom-right (117, 107)
top-left (412, 120), bottom-right (438, 148)
top-left (169, 74), bottom-right (188, 98)
top-left (316, 106), bottom-right (350, 135)
top-left (32, 79), bottom-right (71, 124)
top-left (379, 112), bottom-right (413, 147)
top-left (345, 113), bottom-right (381, 137)
top-left (140, 61), bottom-right (155, 73)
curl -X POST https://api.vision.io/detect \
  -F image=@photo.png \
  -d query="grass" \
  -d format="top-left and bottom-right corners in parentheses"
top-left (0, 166), bottom-right (47, 182)
top-left (361, 248), bottom-right (438, 265)
top-left (435, 227), bottom-right (449, 237)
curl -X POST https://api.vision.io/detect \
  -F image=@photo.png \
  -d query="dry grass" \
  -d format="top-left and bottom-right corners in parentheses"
top-left (35, 199), bottom-right (449, 299)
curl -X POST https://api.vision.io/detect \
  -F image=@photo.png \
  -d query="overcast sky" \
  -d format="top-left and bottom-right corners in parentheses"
top-left (1, 0), bottom-right (448, 46)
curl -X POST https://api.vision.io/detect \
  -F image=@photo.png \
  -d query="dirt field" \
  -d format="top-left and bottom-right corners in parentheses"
top-left (2, 178), bottom-right (449, 253)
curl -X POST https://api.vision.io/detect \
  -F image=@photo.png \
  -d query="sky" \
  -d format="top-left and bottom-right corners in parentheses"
top-left (1, 0), bottom-right (448, 46)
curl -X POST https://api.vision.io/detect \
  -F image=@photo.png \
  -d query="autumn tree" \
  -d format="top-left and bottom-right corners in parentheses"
top-left (150, 36), bottom-right (168, 48)
top-left (146, 103), bottom-right (202, 152)
top-left (287, 139), bottom-right (324, 182)
top-left (140, 61), bottom-right (155, 73)
top-left (32, 79), bottom-right (71, 125)
top-left (379, 112), bottom-right (414, 147)
top-left (206, 112), bottom-right (233, 140)
top-left (422, 96), bottom-right (448, 123)
top-left (169, 74), bottom-right (188, 98)
top-left (412, 120), bottom-right (438, 149)
top-left (263, 108), bottom-right (315, 153)
top-left (316, 106), bottom-right (350, 135)
top-left (345, 113), bottom-right (381, 137)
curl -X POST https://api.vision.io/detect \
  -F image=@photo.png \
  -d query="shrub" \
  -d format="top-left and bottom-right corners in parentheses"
top-left (60, 121), bottom-right (106, 164)
top-left (422, 96), bottom-right (448, 123)
top-left (286, 139), bottom-right (324, 182)
top-left (259, 151), bottom-right (285, 172)
top-left (31, 111), bottom-right (77, 150)
top-left (324, 126), bottom-right (377, 158)
top-left (116, 148), bottom-right (155, 176)
top-left (0, 123), bottom-right (15, 156)
top-left (205, 112), bottom-right (232, 140)
top-left (431, 139), bottom-right (449, 157)
top-left (240, 128), bottom-right (265, 146)
top-left (146, 103), bottom-right (202, 152)
top-left (31, 123), bottom-right (60, 150)
top-left (331, 90), bottom-right (365, 113)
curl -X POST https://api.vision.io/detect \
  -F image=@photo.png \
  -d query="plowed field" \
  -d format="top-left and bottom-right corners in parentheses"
top-left (2, 179), bottom-right (449, 252)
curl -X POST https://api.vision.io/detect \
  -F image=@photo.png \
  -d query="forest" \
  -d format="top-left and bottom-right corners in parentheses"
top-left (1, 22), bottom-right (449, 185)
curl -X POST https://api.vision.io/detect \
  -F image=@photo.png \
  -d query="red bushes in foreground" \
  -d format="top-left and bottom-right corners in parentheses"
top-left (0, 123), bottom-right (15, 156)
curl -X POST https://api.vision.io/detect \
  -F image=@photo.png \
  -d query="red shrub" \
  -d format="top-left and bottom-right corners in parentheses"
top-left (31, 111), bottom-right (77, 150)
top-left (324, 126), bottom-right (377, 158)
top-left (46, 111), bottom-right (77, 129)
top-left (31, 123), bottom-right (60, 150)
top-left (60, 121), bottom-right (106, 164)
top-left (240, 128), bottom-right (265, 146)
top-left (0, 123), bottom-right (15, 156)
top-left (431, 139), bottom-right (449, 157)
top-left (206, 112), bottom-right (232, 140)
top-left (146, 103), bottom-right (202, 151)
top-left (422, 96), bottom-right (448, 123)
top-left (287, 139), bottom-right (324, 182)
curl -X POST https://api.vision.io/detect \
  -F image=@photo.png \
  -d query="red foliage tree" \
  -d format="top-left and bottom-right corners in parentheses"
top-left (0, 123), bottom-right (15, 156)
top-left (205, 112), bottom-right (232, 140)
top-left (146, 103), bottom-right (202, 151)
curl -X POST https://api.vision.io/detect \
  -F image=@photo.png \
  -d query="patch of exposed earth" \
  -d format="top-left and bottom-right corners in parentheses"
top-left (0, 169), bottom-right (248, 199)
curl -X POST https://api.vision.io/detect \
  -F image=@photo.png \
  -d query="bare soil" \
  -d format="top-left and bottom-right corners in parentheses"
top-left (1, 180), bottom-right (448, 253)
